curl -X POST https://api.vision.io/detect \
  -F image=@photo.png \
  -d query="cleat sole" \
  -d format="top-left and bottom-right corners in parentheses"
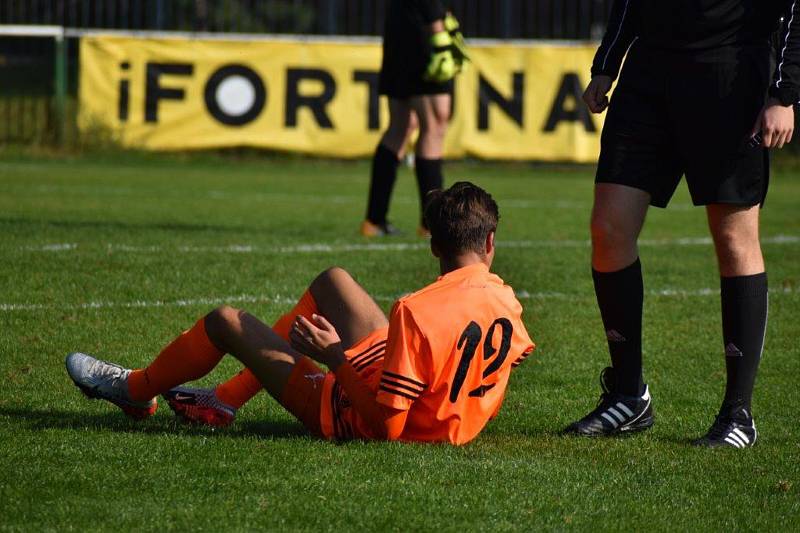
top-left (70, 377), bottom-right (156, 420)
top-left (164, 396), bottom-right (234, 428)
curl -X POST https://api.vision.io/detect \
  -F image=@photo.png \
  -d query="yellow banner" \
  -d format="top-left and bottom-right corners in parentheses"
top-left (79, 35), bottom-right (603, 161)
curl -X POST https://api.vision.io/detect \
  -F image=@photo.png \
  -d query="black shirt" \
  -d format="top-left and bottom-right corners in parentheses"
top-left (591, 0), bottom-right (800, 105)
top-left (386, 0), bottom-right (447, 30)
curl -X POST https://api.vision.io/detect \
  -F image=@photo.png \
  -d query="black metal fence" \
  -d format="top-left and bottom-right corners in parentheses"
top-left (1, 0), bottom-right (613, 39)
top-left (1, 0), bottom-right (615, 146)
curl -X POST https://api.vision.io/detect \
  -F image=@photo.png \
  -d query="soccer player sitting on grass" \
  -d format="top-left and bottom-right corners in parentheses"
top-left (66, 182), bottom-right (535, 444)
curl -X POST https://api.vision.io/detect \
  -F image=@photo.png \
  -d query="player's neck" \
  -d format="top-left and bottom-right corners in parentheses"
top-left (439, 253), bottom-right (489, 275)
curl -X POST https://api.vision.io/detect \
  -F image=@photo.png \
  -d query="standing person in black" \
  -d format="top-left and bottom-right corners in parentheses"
top-left (360, 0), bottom-right (466, 237)
top-left (563, 1), bottom-right (798, 447)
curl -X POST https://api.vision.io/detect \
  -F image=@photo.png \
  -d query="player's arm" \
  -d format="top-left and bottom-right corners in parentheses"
top-left (757, 2), bottom-right (800, 149)
top-left (511, 347), bottom-right (535, 369)
top-left (290, 314), bottom-right (408, 440)
top-left (584, 0), bottom-right (638, 113)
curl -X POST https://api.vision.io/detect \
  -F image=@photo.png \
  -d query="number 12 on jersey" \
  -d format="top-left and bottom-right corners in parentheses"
top-left (449, 318), bottom-right (513, 403)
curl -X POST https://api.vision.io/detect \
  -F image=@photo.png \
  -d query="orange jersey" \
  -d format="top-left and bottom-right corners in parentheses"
top-left (320, 263), bottom-right (535, 445)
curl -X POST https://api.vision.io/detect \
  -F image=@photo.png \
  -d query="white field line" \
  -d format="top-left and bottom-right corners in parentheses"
top-left (1, 286), bottom-right (796, 314)
top-left (12, 184), bottom-right (704, 210)
top-left (18, 234), bottom-right (800, 254)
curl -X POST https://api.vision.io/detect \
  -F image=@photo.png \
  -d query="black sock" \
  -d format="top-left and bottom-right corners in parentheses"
top-left (592, 259), bottom-right (644, 396)
top-left (366, 144), bottom-right (400, 225)
top-left (720, 273), bottom-right (767, 415)
top-left (414, 156), bottom-right (443, 228)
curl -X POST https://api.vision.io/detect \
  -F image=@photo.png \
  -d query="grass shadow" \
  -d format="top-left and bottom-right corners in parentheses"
top-left (0, 406), bottom-right (309, 441)
top-left (0, 215), bottom-right (258, 235)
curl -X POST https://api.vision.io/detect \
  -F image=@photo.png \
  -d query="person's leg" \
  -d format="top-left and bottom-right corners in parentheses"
top-left (207, 268), bottom-right (388, 405)
top-left (410, 93), bottom-right (451, 228)
top-left (563, 183), bottom-right (654, 436)
top-left (212, 289), bottom-right (319, 409)
top-left (306, 266), bottom-right (389, 347)
top-left (706, 204), bottom-right (766, 417)
top-left (364, 98), bottom-right (416, 229)
top-left (205, 268), bottom-right (388, 411)
top-left (590, 183), bottom-right (651, 397)
top-left (126, 317), bottom-right (225, 402)
top-left (65, 311), bottom-right (284, 421)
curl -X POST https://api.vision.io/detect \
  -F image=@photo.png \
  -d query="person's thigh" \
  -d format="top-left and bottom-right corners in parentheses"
top-left (387, 97), bottom-right (413, 126)
top-left (409, 93), bottom-right (451, 129)
top-left (309, 267), bottom-right (389, 348)
top-left (596, 44), bottom-right (683, 208)
top-left (409, 93), bottom-right (451, 158)
top-left (674, 46), bottom-right (771, 207)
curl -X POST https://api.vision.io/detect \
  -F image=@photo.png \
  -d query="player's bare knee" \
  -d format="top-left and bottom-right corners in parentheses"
top-left (205, 305), bottom-right (242, 343)
top-left (312, 266), bottom-right (353, 292)
top-left (383, 125), bottom-right (408, 150)
top-left (715, 238), bottom-right (760, 266)
top-left (422, 120), bottom-right (448, 141)
top-left (712, 226), bottom-right (759, 255)
top-left (590, 215), bottom-right (619, 248)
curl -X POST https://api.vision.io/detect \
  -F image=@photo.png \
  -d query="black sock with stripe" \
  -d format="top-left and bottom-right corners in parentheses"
top-left (592, 258), bottom-right (644, 397)
top-left (720, 273), bottom-right (767, 415)
top-left (366, 144), bottom-right (400, 225)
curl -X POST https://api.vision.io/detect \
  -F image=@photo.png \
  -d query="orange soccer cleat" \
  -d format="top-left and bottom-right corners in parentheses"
top-left (163, 386), bottom-right (237, 428)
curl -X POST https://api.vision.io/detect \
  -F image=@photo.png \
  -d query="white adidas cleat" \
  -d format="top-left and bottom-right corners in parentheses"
top-left (65, 352), bottom-right (157, 419)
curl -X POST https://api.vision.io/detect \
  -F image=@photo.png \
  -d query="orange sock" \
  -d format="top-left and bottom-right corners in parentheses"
top-left (214, 368), bottom-right (263, 409)
top-left (215, 290), bottom-right (318, 408)
top-left (128, 317), bottom-right (224, 402)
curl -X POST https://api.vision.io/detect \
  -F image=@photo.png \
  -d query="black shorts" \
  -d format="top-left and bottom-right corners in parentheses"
top-left (378, 1), bottom-right (453, 99)
top-left (597, 42), bottom-right (771, 208)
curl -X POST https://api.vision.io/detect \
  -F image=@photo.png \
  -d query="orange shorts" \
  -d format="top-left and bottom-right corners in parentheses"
top-left (279, 327), bottom-right (389, 439)
top-left (279, 356), bottom-right (327, 437)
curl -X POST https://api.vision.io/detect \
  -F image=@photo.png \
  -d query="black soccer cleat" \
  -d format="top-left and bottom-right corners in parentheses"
top-left (692, 408), bottom-right (757, 448)
top-left (563, 367), bottom-right (654, 436)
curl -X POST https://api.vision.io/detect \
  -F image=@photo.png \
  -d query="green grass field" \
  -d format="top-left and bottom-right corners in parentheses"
top-left (1, 151), bottom-right (798, 531)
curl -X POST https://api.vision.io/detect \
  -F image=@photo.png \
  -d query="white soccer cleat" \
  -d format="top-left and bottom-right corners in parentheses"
top-left (65, 352), bottom-right (157, 419)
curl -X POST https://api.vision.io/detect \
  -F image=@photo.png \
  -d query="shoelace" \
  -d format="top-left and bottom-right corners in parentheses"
top-left (591, 367), bottom-right (618, 409)
top-left (706, 414), bottom-right (745, 441)
top-left (89, 360), bottom-right (129, 399)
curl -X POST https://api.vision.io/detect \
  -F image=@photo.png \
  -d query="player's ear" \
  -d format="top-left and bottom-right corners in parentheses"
top-left (485, 230), bottom-right (495, 256)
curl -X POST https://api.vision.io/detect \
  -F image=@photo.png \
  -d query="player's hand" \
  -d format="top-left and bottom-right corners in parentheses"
top-left (583, 75), bottom-right (613, 114)
top-left (424, 31), bottom-right (457, 83)
top-left (290, 314), bottom-right (345, 370)
top-left (752, 98), bottom-right (795, 149)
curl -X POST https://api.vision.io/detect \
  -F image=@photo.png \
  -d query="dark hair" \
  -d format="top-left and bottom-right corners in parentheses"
top-left (423, 181), bottom-right (500, 258)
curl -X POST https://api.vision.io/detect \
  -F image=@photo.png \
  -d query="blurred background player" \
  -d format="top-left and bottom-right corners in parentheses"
top-left (66, 182), bottom-right (535, 445)
top-left (564, 0), bottom-right (798, 448)
top-left (360, 0), bottom-right (467, 237)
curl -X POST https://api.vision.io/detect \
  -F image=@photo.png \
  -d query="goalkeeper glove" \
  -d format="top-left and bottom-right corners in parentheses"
top-left (444, 13), bottom-right (469, 72)
top-left (423, 30), bottom-right (457, 83)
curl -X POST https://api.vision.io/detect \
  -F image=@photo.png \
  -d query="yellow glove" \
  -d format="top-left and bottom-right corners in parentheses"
top-left (423, 30), bottom-right (457, 83)
top-left (444, 13), bottom-right (469, 72)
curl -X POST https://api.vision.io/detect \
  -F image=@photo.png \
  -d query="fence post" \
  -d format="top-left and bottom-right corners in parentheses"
top-left (325, 0), bottom-right (337, 34)
top-left (53, 26), bottom-right (67, 144)
top-left (501, 0), bottom-right (513, 38)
